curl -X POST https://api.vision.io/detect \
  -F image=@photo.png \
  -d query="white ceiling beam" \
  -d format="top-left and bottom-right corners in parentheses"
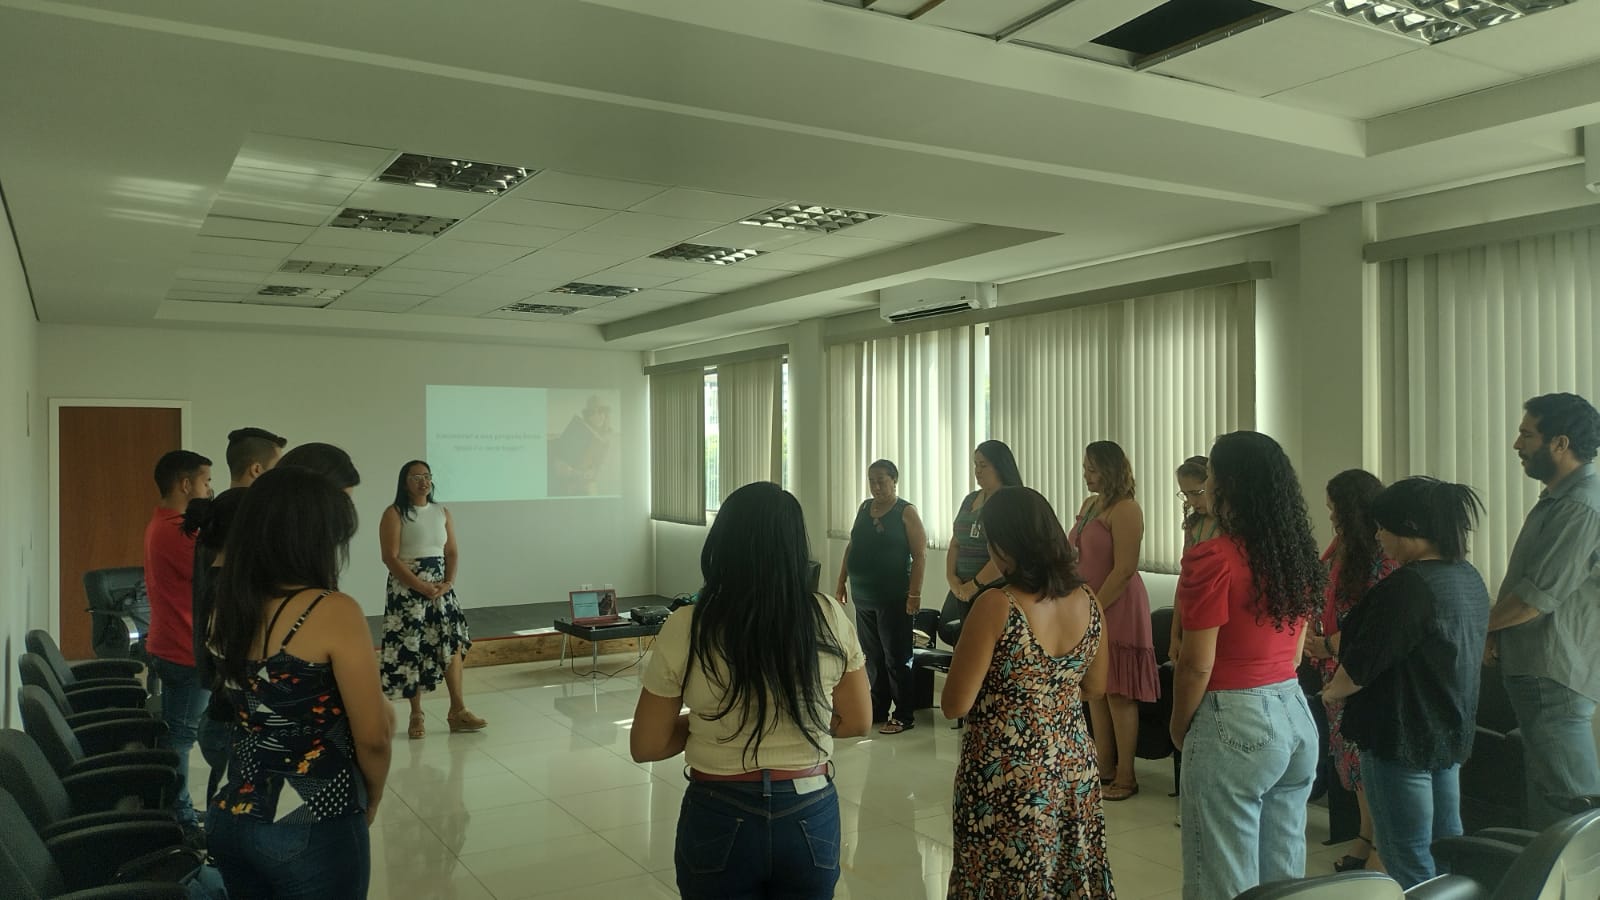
top-left (1368, 59), bottom-right (1600, 155)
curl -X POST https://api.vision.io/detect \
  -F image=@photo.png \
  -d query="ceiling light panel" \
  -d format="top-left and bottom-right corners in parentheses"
top-left (651, 242), bottom-right (765, 265)
top-left (377, 153), bottom-right (535, 195)
top-left (494, 302), bottom-right (582, 315)
top-left (742, 204), bottom-right (883, 235)
top-left (331, 207), bottom-right (459, 236)
top-left (551, 282), bottom-right (640, 298)
top-left (1321, 0), bottom-right (1573, 42)
top-left (257, 285), bottom-right (346, 299)
top-left (279, 259), bottom-right (384, 277)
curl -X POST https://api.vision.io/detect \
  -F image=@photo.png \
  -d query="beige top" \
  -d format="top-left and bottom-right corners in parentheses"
top-left (641, 594), bottom-right (865, 775)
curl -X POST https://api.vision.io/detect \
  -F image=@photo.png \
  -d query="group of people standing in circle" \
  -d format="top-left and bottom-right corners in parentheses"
top-left (146, 432), bottom-right (491, 899)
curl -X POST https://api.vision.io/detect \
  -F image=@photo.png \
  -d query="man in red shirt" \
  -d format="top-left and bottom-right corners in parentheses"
top-left (144, 449), bottom-right (212, 837)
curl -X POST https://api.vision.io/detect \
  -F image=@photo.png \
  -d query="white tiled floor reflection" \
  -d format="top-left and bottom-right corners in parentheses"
top-left (189, 659), bottom-right (1342, 898)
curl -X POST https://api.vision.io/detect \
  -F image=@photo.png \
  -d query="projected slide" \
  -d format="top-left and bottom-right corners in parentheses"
top-left (425, 385), bottom-right (620, 501)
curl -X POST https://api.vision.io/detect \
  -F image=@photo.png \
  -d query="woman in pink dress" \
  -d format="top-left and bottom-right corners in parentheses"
top-left (1070, 440), bottom-right (1160, 800)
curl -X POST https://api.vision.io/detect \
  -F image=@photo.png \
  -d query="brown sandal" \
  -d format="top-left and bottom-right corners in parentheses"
top-left (878, 718), bottom-right (915, 735)
top-left (447, 709), bottom-right (488, 733)
top-left (407, 712), bottom-right (425, 740)
top-left (1103, 782), bottom-right (1140, 801)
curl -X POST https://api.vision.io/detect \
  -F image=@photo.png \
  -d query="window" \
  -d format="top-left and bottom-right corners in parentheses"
top-left (704, 369), bottom-right (719, 513)
top-left (705, 358), bottom-right (789, 515)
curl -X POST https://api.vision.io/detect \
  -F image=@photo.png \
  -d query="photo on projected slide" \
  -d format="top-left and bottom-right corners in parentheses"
top-left (546, 389), bottom-right (621, 498)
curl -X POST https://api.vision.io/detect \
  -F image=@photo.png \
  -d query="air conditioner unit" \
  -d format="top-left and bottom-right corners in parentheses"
top-left (879, 280), bottom-right (997, 324)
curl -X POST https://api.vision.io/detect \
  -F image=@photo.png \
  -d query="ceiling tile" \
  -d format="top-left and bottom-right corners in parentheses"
top-left (342, 182), bottom-right (496, 219)
top-left (693, 223), bottom-right (818, 252)
top-left (607, 258), bottom-right (707, 278)
top-left (1270, 49), bottom-right (1518, 118)
top-left (207, 194), bottom-right (337, 227)
top-left (628, 188), bottom-right (780, 222)
top-left (837, 216), bottom-right (967, 242)
top-left (166, 290), bottom-right (242, 303)
top-left (623, 289), bottom-right (715, 306)
top-left (303, 226), bottom-right (434, 254)
top-left (545, 232), bottom-right (672, 260)
top-left (399, 240), bottom-right (532, 272)
top-left (233, 134), bottom-right (396, 181)
top-left (411, 296), bottom-right (524, 317)
top-left (199, 216), bottom-right (316, 243)
top-left (282, 246), bottom-right (406, 267)
top-left (737, 252), bottom-right (843, 273)
top-left (668, 270), bottom-right (785, 293)
top-left (516, 290), bottom-right (610, 309)
top-left (258, 271), bottom-right (369, 291)
top-left (220, 168), bottom-right (364, 207)
top-left (478, 307), bottom-right (589, 322)
top-left (472, 198), bottom-right (617, 230)
top-left (441, 220), bottom-right (571, 248)
top-left (190, 236), bottom-right (298, 259)
top-left (582, 267), bottom-right (679, 290)
top-left (1151, 13), bottom-right (1417, 98)
top-left (432, 277), bottom-right (553, 303)
top-left (788, 234), bottom-right (900, 258)
top-left (1430, 1), bottom-right (1600, 76)
top-left (170, 279), bottom-right (251, 295)
top-left (921, 0), bottom-right (1061, 36)
top-left (326, 291), bottom-right (428, 313)
top-left (583, 212), bottom-right (720, 243)
top-left (175, 266), bottom-right (271, 284)
top-left (511, 171), bottom-right (669, 210)
top-left (185, 252), bottom-right (283, 273)
top-left (489, 249), bottom-right (617, 282)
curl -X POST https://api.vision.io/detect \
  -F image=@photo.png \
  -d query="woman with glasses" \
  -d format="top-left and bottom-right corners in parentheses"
top-left (1171, 455), bottom-right (1218, 665)
top-left (378, 460), bottom-right (485, 739)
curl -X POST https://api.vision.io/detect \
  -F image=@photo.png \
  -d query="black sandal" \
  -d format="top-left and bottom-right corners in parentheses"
top-left (1334, 836), bottom-right (1374, 872)
top-left (879, 717), bottom-right (915, 734)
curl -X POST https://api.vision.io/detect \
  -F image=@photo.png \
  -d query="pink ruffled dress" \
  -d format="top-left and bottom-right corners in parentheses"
top-left (1069, 510), bottom-right (1160, 702)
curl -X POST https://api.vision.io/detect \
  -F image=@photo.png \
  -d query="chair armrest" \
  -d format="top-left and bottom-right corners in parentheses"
top-left (66, 706), bottom-right (157, 728)
top-left (45, 820), bottom-right (188, 891)
top-left (1430, 836), bottom-right (1524, 890)
top-left (1474, 827), bottom-right (1536, 847)
top-left (41, 809), bottom-right (176, 841)
top-left (116, 844), bottom-right (205, 883)
top-left (61, 676), bottom-right (145, 693)
top-left (62, 764), bottom-right (180, 813)
top-left (1405, 874), bottom-right (1492, 900)
top-left (53, 885), bottom-right (190, 900)
top-left (67, 748), bottom-right (182, 777)
top-left (63, 683), bottom-right (151, 712)
top-left (69, 658), bottom-right (147, 679)
top-left (73, 717), bottom-right (168, 755)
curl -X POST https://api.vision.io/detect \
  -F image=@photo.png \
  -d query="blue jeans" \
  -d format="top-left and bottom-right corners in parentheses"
top-left (1179, 679), bottom-right (1318, 900)
top-left (1503, 674), bottom-right (1600, 829)
top-left (1360, 754), bottom-right (1461, 889)
top-left (197, 715), bottom-right (231, 805)
top-left (204, 809), bottom-right (370, 900)
top-left (150, 656), bottom-right (210, 825)
top-left (676, 775), bottom-right (841, 900)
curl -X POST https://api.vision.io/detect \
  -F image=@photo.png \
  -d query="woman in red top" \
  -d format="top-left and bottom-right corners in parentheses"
top-left (1304, 469), bottom-right (1397, 873)
top-left (1169, 432), bottom-right (1325, 899)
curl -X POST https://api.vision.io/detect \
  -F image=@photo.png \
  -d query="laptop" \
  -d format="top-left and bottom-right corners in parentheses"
top-left (569, 588), bottom-right (627, 626)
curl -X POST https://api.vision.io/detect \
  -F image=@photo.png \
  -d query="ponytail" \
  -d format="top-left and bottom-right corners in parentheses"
top-left (1371, 477), bottom-right (1484, 561)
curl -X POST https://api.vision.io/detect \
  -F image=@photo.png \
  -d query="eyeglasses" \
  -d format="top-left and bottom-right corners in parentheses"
top-left (407, 475), bottom-right (433, 483)
top-left (1176, 489), bottom-right (1206, 499)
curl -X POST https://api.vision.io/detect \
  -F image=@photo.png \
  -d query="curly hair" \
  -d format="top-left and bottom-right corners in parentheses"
top-left (1327, 469), bottom-right (1384, 610)
top-left (1209, 432), bottom-right (1325, 627)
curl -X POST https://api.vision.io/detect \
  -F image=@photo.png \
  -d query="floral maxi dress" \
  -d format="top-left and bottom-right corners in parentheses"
top-left (948, 590), bottom-right (1116, 899)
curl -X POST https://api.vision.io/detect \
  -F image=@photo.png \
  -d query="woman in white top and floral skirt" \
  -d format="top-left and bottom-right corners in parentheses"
top-left (379, 460), bottom-right (485, 739)
top-left (631, 481), bottom-right (872, 900)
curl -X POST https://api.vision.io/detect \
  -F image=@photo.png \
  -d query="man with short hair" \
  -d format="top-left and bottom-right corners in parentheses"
top-left (144, 449), bottom-right (213, 838)
top-left (1492, 392), bottom-right (1600, 829)
top-left (223, 426), bottom-right (286, 489)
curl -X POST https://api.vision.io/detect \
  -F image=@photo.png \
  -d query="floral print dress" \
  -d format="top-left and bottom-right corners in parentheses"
top-left (948, 590), bottom-right (1115, 899)
top-left (380, 556), bottom-right (472, 699)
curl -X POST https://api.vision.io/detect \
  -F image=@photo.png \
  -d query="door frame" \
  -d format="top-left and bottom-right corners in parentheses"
top-left (48, 398), bottom-right (192, 641)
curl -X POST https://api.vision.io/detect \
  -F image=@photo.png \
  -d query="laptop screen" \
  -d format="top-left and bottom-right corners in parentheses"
top-left (571, 589), bottom-right (618, 619)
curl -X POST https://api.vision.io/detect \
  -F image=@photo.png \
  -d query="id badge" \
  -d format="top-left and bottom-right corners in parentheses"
top-left (792, 774), bottom-right (829, 795)
top-left (969, 522), bottom-right (982, 539)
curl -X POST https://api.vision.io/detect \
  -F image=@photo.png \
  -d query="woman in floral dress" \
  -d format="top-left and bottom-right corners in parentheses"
top-left (942, 486), bottom-right (1114, 899)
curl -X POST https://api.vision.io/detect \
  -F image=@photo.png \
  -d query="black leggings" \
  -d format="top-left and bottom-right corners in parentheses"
top-left (855, 603), bottom-right (916, 722)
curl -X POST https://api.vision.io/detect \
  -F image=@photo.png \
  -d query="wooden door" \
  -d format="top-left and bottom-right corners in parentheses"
top-left (57, 406), bottom-right (183, 658)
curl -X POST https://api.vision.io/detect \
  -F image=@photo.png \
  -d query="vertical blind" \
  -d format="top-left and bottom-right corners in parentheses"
top-left (648, 369), bottom-right (706, 525)
top-left (1377, 226), bottom-right (1600, 592)
top-left (716, 357), bottom-right (784, 501)
top-left (826, 325), bottom-right (976, 548)
top-left (990, 283), bottom-right (1256, 571)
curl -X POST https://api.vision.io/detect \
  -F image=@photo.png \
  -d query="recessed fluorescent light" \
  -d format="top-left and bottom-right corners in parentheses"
top-left (378, 153), bottom-right (536, 195)
top-left (331, 207), bottom-right (459, 236)
top-left (250, 285), bottom-right (346, 308)
top-left (551, 282), bottom-right (639, 298)
top-left (495, 302), bottom-right (581, 315)
top-left (278, 259), bottom-right (383, 278)
top-left (1321, 0), bottom-right (1569, 43)
top-left (651, 242), bottom-right (764, 265)
top-left (741, 204), bottom-right (882, 234)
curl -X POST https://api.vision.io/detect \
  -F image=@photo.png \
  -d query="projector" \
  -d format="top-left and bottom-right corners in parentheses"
top-left (630, 606), bottom-right (671, 626)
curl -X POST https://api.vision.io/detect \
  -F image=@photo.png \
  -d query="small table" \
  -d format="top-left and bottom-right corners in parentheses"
top-left (552, 618), bottom-right (663, 675)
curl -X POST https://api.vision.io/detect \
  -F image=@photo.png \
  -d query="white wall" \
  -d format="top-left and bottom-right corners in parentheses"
top-left (0, 197), bottom-right (42, 728)
top-left (38, 325), bottom-right (650, 617)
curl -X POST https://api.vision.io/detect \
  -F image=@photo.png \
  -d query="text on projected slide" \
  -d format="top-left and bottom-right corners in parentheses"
top-left (425, 385), bottom-right (621, 501)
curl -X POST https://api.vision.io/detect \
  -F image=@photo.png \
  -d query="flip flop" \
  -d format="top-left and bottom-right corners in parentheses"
top-left (1103, 782), bottom-right (1140, 801)
top-left (879, 718), bottom-right (915, 734)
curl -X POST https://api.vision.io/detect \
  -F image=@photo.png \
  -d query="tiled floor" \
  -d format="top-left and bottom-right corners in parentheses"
top-left (189, 659), bottom-right (1349, 899)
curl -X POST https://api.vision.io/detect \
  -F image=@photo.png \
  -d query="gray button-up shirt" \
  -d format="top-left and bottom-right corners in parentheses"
top-left (1499, 464), bottom-right (1600, 700)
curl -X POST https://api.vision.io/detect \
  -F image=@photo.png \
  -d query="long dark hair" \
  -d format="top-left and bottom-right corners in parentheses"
top-left (1327, 469), bottom-right (1385, 608)
top-left (181, 488), bottom-right (248, 556)
top-left (1085, 440), bottom-right (1136, 502)
top-left (1177, 455), bottom-right (1208, 532)
top-left (1208, 432), bottom-right (1325, 627)
top-left (392, 460), bottom-right (432, 521)
top-left (690, 482), bottom-right (844, 763)
top-left (1371, 477), bottom-right (1484, 562)
top-left (211, 468), bottom-right (358, 685)
top-left (980, 487), bottom-right (1084, 599)
top-left (975, 440), bottom-right (1023, 488)
top-left (279, 443), bottom-right (361, 490)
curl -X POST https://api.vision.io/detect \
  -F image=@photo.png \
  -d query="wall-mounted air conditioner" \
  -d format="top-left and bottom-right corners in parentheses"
top-left (879, 279), bottom-right (997, 324)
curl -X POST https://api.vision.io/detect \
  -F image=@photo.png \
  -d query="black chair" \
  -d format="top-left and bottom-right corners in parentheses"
top-left (0, 730), bottom-right (178, 841)
top-left (1234, 870), bottom-right (1404, 899)
top-left (1432, 798), bottom-right (1600, 895)
top-left (81, 568), bottom-right (151, 664)
top-left (1458, 666), bottom-right (1525, 832)
top-left (1468, 808), bottom-right (1600, 900)
top-left (26, 630), bottom-right (144, 684)
top-left (19, 655), bottom-right (152, 724)
top-left (17, 686), bottom-right (179, 779)
top-left (1139, 606), bottom-right (1177, 762)
top-left (0, 788), bottom-right (199, 898)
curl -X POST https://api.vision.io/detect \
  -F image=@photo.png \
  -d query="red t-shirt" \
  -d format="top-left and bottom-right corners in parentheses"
top-left (144, 506), bottom-right (197, 667)
top-left (1177, 536), bottom-right (1304, 691)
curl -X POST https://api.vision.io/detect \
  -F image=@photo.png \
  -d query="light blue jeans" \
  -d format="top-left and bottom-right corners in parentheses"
top-left (1503, 674), bottom-right (1600, 829)
top-left (1360, 754), bottom-right (1461, 888)
top-left (1180, 679), bottom-right (1318, 900)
